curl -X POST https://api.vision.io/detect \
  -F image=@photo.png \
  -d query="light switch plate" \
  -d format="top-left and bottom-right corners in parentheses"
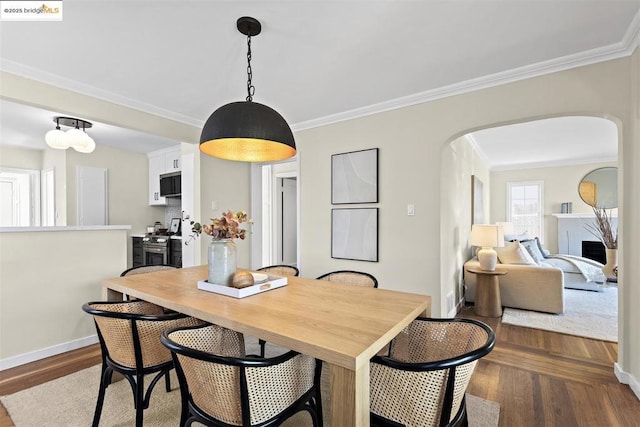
top-left (407, 204), bottom-right (415, 216)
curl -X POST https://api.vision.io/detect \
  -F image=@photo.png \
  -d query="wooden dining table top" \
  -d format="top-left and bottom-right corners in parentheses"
top-left (103, 265), bottom-right (431, 426)
top-left (102, 265), bottom-right (431, 371)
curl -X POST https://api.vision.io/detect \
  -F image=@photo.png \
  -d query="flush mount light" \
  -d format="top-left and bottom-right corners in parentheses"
top-left (45, 117), bottom-right (95, 153)
top-left (199, 16), bottom-right (296, 162)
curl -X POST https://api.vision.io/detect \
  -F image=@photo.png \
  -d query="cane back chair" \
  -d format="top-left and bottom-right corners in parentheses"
top-left (256, 264), bottom-right (300, 277)
top-left (82, 300), bottom-right (201, 427)
top-left (316, 270), bottom-right (378, 288)
top-left (161, 323), bottom-right (323, 427)
top-left (370, 317), bottom-right (495, 427)
top-left (120, 264), bottom-right (178, 276)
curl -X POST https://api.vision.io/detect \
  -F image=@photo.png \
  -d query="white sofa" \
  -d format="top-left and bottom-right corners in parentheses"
top-left (464, 258), bottom-right (565, 314)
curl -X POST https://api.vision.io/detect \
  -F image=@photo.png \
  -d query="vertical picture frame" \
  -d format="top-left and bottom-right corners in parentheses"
top-left (331, 208), bottom-right (378, 262)
top-left (331, 148), bottom-right (378, 204)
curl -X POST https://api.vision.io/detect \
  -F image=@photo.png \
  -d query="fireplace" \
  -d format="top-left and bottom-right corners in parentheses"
top-left (582, 241), bottom-right (606, 264)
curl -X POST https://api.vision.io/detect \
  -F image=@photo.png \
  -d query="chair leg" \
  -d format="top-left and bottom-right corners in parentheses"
top-left (91, 364), bottom-right (112, 427)
top-left (165, 368), bottom-right (171, 392)
top-left (259, 339), bottom-right (266, 357)
top-left (135, 374), bottom-right (145, 427)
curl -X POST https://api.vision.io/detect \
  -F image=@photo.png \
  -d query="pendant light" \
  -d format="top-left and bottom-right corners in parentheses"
top-left (44, 117), bottom-right (95, 153)
top-left (200, 16), bottom-right (296, 162)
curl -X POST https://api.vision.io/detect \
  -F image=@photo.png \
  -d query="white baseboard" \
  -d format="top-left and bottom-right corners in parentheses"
top-left (614, 362), bottom-right (640, 400)
top-left (0, 335), bottom-right (99, 371)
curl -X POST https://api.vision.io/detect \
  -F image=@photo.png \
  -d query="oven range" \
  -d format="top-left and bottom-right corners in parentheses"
top-left (142, 235), bottom-right (170, 266)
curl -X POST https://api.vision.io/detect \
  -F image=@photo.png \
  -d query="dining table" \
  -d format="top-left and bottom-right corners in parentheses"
top-left (102, 265), bottom-right (431, 426)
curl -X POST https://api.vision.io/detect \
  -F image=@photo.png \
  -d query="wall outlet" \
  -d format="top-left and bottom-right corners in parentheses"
top-left (407, 204), bottom-right (415, 216)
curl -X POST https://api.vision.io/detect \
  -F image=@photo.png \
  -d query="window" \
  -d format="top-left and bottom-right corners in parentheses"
top-left (506, 181), bottom-right (544, 242)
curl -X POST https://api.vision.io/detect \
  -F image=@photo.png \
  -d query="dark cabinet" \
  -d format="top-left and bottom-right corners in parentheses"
top-left (132, 237), bottom-right (144, 267)
top-left (170, 239), bottom-right (182, 268)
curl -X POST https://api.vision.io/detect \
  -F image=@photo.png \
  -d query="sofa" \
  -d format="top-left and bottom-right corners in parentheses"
top-left (464, 257), bottom-right (565, 314)
top-left (463, 237), bottom-right (607, 314)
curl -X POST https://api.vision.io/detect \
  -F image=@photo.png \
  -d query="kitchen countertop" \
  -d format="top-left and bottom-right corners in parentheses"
top-left (131, 233), bottom-right (182, 239)
top-left (1, 225), bottom-right (131, 233)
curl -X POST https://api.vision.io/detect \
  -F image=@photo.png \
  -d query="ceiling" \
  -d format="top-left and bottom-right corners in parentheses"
top-left (0, 1), bottom-right (637, 162)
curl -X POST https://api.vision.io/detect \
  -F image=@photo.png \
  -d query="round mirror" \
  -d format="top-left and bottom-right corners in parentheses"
top-left (578, 166), bottom-right (617, 208)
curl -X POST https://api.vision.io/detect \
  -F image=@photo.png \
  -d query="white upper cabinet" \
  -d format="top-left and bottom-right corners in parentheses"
top-left (165, 150), bottom-right (181, 172)
top-left (147, 146), bottom-right (181, 206)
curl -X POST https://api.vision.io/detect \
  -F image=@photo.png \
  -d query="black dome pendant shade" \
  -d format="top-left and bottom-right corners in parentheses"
top-left (200, 17), bottom-right (296, 162)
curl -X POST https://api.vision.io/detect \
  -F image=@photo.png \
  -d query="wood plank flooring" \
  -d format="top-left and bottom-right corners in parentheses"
top-left (1, 306), bottom-right (638, 426)
top-left (460, 305), bottom-right (640, 427)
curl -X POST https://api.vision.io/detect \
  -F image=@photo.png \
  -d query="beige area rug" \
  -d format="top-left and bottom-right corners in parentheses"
top-left (502, 285), bottom-right (617, 342)
top-left (2, 338), bottom-right (500, 426)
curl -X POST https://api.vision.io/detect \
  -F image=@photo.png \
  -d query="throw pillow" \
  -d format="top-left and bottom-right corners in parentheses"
top-left (504, 231), bottom-right (531, 243)
top-left (496, 241), bottom-right (536, 265)
top-left (534, 237), bottom-right (549, 258)
top-left (520, 239), bottom-right (546, 264)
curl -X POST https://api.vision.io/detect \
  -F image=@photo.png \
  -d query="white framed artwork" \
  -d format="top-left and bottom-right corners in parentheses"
top-left (331, 208), bottom-right (378, 262)
top-left (331, 148), bottom-right (378, 204)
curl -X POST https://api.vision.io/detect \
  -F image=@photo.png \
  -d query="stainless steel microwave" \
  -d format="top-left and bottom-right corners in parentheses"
top-left (160, 172), bottom-right (181, 197)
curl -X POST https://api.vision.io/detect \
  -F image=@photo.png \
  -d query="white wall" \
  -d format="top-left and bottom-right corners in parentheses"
top-left (296, 52), bottom-right (639, 397)
top-left (490, 160), bottom-right (617, 253)
top-left (0, 228), bottom-right (128, 367)
top-left (440, 136), bottom-right (490, 315)
top-left (197, 154), bottom-right (251, 268)
top-left (0, 145), bottom-right (42, 169)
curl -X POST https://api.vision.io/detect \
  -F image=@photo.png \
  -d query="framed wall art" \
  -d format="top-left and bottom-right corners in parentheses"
top-left (331, 148), bottom-right (378, 204)
top-left (331, 208), bottom-right (378, 262)
top-left (471, 175), bottom-right (484, 225)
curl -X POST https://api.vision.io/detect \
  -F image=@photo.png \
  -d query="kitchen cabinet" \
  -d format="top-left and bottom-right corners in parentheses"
top-left (170, 238), bottom-right (182, 267)
top-left (132, 236), bottom-right (144, 267)
top-left (148, 147), bottom-right (181, 206)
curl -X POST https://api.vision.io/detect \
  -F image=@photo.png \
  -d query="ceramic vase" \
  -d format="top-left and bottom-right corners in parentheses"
top-left (602, 248), bottom-right (618, 280)
top-left (208, 239), bottom-right (237, 286)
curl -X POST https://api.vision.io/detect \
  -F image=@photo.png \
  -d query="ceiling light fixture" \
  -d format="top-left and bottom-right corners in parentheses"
top-left (199, 16), bottom-right (296, 162)
top-left (45, 117), bottom-right (95, 153)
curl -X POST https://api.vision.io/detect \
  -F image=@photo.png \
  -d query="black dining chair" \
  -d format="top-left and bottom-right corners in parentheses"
top-left (161, 323), bottom-right (323, 427)
top-left (369, 317), bottom-right (495, 427)
top-left (82, 300), bottom-right (202, 427)
top-left (316, 270), bottom-right (378, 288)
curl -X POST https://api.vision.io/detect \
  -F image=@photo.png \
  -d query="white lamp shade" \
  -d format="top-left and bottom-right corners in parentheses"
top-left (66, 128), bottom-right (89, 150)
top-left (73, 134), bottom-right (96, 153)
top-left (45, 129), bottom-right (69, 149)
top-left (470, 224), bottom-right (505, 248)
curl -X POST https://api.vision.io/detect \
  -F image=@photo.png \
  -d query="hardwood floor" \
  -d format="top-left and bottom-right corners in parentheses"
top-left (1, 308), bottom-right (638, 426)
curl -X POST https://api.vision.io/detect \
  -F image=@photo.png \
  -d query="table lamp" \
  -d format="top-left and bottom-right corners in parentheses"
top-left (470, 224), bottom-right (505, 271)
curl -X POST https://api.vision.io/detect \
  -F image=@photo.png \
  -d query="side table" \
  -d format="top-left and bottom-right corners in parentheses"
top-left (466, 267), bottom-right (507, 317)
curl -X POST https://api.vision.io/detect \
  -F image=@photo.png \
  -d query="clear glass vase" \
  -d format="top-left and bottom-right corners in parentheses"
top-left (208, 239), bottom-right (237, 286)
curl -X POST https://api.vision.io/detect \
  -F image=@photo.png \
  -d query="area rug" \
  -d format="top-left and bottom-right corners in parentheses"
top-left (502, 286), bottom-right (617, 342)
top-left (1, 344), bottom-right (500, 426)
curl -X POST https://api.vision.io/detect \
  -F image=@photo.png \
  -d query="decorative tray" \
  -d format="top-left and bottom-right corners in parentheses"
top-left (197, 273), bottom-right (287, 299)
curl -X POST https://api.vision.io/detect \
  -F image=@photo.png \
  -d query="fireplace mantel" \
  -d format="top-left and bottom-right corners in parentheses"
top-left (554, 214), bottom-right (618, 255)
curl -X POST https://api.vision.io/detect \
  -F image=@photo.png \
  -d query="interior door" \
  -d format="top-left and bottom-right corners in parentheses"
top-left (277, 177), bottom-right (297, 265)
top-left (77, 166), bottom-right (108, 225)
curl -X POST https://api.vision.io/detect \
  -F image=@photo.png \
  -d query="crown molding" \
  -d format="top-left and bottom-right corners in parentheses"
top-left (1, 9), bottom-right (638, 132)
top-left (489, 155), bottom-right (618, 172)
top-left (292, 10), bottom-right (640, 132)
top-left (0, 59), bottom-right (202, 128)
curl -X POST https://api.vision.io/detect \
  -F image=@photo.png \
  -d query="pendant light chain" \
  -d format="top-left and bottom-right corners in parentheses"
top-left (246, 34), bottom-right (255, 102)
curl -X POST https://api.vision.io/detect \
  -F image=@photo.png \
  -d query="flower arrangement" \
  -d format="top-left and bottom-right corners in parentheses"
top-left (585, 206), bottom-right (617, 249)
top-left (184, 210), bottom-right (252, 245)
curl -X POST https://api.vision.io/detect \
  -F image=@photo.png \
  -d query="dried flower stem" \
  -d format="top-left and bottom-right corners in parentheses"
top-left (585, 206), bottom-right (617, 249)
